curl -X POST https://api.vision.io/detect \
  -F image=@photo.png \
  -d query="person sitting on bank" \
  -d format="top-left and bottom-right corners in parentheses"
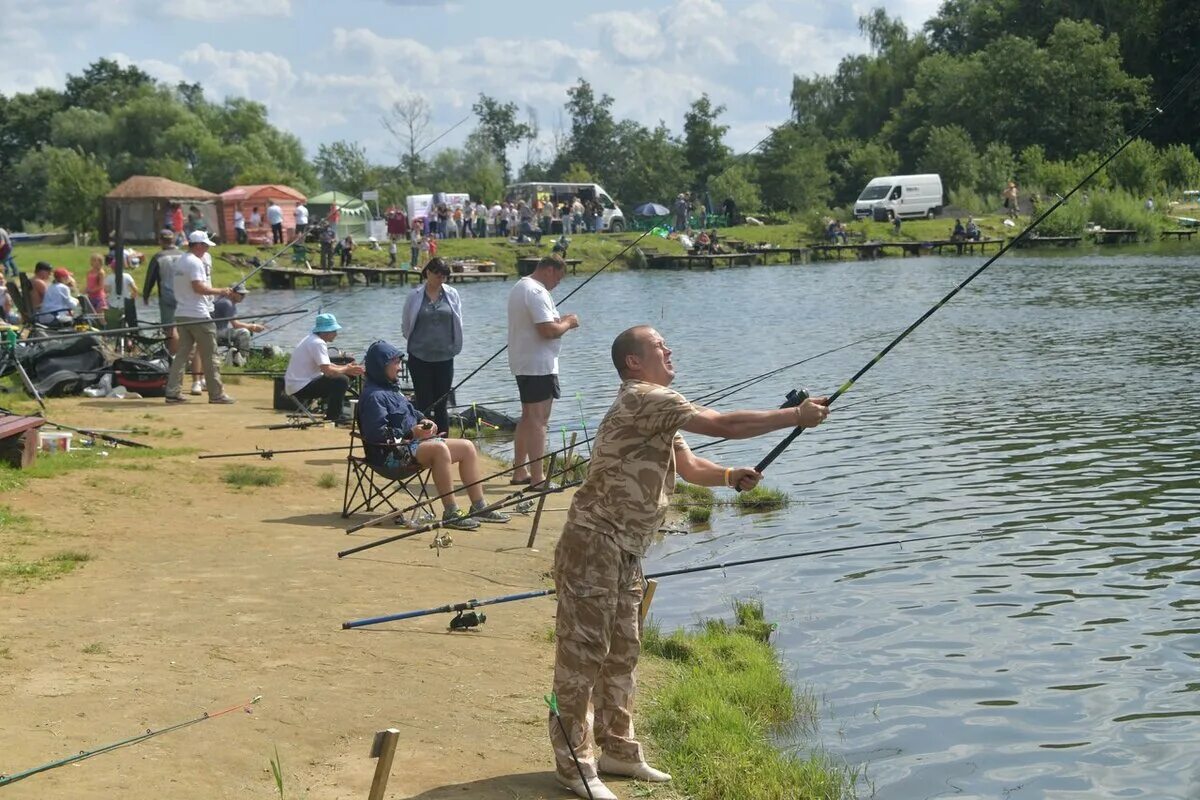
top-left (36, 267), bottom-right (79, 325)
top-left (965, 217), bottom-right (981, 241)
top-left (827, 219), bottom-right (848, 244)
top-left (213, 289), bottom-right (264, 367)
top-left (358, 340), bottom-right (511, 531)
top-left (951, 218), bottom-right (966, 242)
top-left (283, 313), bottom-right (364, 423)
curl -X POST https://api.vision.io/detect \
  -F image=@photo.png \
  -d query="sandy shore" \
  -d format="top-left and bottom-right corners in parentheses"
top-left (0, 377), bottom-right (640, 799)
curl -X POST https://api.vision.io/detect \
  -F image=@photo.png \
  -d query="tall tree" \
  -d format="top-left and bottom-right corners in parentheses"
top-left (682, 94), bottom-right (730, 191)
top-left (63, 58), bottom-right (153, 112)
top-left (382, 96), bottom-right (433, 184)
top-left (472, 94), bottom-right (530, 182)
top-left (314, 141), bottom-right (376, 195)
top-left (45, 147), bottom-right (111, 239)
top-left (754, 124), bottom-right (832, 211)
top-left (560, 79), bottom-right (619, 183)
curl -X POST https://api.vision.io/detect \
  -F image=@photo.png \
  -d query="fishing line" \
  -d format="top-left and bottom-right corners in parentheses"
top-left (341, 530), bottom-right (984, 628)
top-left (750, 61), bottom-right (1200, 477)
top-left (0, 696), bottom-right (262, 787)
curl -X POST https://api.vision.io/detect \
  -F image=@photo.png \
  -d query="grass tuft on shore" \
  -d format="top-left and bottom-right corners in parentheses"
top-left (642, 599), bottom-right (856, 800)
top-left (0, 447), bottom-right (194, 492)
top-left (735, 485), bottom-right (790, 511)
top-left (0, 550), bottom-right (93, 589)
top-left (222, 465), bottom-right (284, 488)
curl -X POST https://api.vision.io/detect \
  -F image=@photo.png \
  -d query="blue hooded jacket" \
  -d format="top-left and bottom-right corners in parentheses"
top-left (359, 340), bottom-right (423, 468)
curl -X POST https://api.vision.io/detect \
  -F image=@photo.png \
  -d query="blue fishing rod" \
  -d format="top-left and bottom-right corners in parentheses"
top-left (342, 530), bottom-right (981, 628)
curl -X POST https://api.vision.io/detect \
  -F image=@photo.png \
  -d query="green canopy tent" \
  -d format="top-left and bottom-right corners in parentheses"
top-left (307, 191), bottom-right (370, 239)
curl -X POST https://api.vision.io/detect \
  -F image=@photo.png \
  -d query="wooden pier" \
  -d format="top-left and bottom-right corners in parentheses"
top-left (1161, 229), bottom-right (1196, 241)
top-left (643, 252), bottom-right (761, 270)
top-left (810, 238), bottom-right (1006, 260)
top-left (259, 266), bottom-right (345, 290)
top-left (339, 266), bottom-right (416, 285)
top-left (742, 246), bottom-right (811, 264)
top-left (1015, 235), bottom-right (1083, 247)
top-left (1092, 228), bottom-right (1139, 244)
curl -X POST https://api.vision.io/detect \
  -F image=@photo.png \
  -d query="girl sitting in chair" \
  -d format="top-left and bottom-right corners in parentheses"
top-left (358, 340), bottom-right (509, 531)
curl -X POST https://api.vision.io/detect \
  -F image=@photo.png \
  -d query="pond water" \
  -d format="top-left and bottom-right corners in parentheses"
top-left (252, 252), bottom-right (1199, 799)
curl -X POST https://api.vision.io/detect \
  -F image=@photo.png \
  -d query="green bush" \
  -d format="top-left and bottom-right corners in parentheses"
top-left (1087, 191), bottom-right (1164, 240)
top-left (1033, 196), bottom-right (1088, 236)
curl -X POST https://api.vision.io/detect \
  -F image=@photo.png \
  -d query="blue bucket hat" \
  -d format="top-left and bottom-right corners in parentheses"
top-left (312, 313), bottom-right (342, 334)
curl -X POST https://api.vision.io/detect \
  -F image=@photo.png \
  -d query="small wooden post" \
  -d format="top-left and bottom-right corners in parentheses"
top-left (639, 579), bottom-right (659, 630)
top-left (367, 728), bottom-right (400, 800)
top-left (525, 433), bottom-right (576, 549)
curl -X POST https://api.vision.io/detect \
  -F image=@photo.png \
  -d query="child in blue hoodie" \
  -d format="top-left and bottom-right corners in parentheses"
top-left (358, 340), bottom-right (509, 530)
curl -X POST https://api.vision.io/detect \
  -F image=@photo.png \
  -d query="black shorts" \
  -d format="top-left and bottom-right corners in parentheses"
top-left (515, 374), bottom-right (560, 404)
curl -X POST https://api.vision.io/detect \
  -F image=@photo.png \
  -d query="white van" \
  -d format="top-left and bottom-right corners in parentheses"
top-left (505, 182), bottom-right (626, 232)
top-left (853, 174), bottom-right (944, 220)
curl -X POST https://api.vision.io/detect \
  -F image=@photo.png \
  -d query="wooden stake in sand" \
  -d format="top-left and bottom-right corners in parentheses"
top-left (367, 728), bottom-right (400, 800)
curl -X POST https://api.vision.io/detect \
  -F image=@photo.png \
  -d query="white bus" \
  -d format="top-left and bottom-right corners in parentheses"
top-left (504, 182), bottom-right (626, 232)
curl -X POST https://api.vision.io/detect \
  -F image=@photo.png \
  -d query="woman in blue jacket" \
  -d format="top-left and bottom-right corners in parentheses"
top-left (358, 340), bottom-right (507, 531)
top-left (402, 257), bottom-right (462, 435)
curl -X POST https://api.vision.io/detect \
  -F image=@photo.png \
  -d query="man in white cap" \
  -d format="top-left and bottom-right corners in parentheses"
top-left (283, 313), bottom-right (365, 423)
top-left (164, 231), bottom-right (239, 404)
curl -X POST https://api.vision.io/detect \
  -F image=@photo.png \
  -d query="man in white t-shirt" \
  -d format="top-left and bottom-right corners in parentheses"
top-left (164, 231), bottom-right (239, 405)
top-left (294, 202), bottom-right (309, 238)
top-left (283, 313), bottom-right (365, 422)
top-left (506, 255), bottom-right (579, 487)
top-left (266, 200), bottom-right (285, 244)
top-left (233, 207), bottom-right (247, 244)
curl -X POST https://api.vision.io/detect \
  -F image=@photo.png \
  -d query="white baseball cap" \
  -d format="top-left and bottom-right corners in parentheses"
top-left (188, 231), bottom-right (218, 246)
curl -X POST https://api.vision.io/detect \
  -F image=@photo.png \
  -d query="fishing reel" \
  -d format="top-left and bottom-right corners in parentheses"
top-left (780, 388), bottom-right (810, 409)
top-left (449, 610), bottom-right (486, 631)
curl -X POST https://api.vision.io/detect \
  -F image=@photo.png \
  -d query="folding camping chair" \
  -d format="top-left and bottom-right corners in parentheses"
top-left (342, 410), bottom-right (436, 523)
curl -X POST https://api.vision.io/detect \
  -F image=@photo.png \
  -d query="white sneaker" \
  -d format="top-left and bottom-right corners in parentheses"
top-left (190, 379), bottom-right (203, 395)
top-left (555, 774), bottom-right (617, 800)
top-left (597, 753), bottom-right (672, 782)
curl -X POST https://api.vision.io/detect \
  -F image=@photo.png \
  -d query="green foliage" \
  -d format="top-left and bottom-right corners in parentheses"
top-left (709, 162), bottom-right (762, 213)
top-left (1087, 190), bottom-right (1164, 240)
top-left (610, 123), bottom-right (688, 206)
top-left (472, 94), bottom-right (531, 181)
top-left (558, 79), bottom-right (618, 184)
top-left (0, 550), bottom-right (93, 589)
top-left (683, 94), bottom-right (730, 190)
top-left (1158, 143), bottom-right (1200, 191)
top-left (828, 139), bottom-right (900, 206)
top-left (46, 147), bottom-right (111, 236)
top-left (918, 125), bottom-right (977, 194)
top-left (1107, 138), bottom-right (1160, 195)
top-left (755, 125), bottom-right (831, 212)
top-left (673, 482), bottom-right (715, 510)
top-left (976, 142), bottom-right (1016, 197)
top-left (642, 600), bottom-right (856, 800)
top-left (687, 506), bottom-right (712, 524)
top-left (269, 744), bottom-right (285, 799)
top-left (314, 141), bottom-right (375, 195)
top-left (316, 473), bottom-right (338, 490)
top-left (1030, 195), bottom-right (1088, 236)
top-left (221, 465), bottom-right (284, 488)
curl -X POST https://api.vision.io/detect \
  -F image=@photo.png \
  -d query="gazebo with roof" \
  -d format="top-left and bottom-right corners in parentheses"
top-left (102, 176), bottom-right (220, 243)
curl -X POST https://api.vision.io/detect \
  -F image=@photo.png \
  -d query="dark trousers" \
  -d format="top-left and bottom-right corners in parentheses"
top-left (294, 374), bottom-right (350, 421)
top-left (272, 222), bottom-right (283, 243)
top-left (320, 242), bottom-right (334, 269)
top-left (407, 354), bottom-right (454, 434)
top-left (235, 228), bottom-right (247, 244)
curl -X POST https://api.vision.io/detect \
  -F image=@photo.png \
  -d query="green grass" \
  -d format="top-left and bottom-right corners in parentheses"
top-left (0, 446), bottom-right (194, 493)
top-left (687, 505), bottom-right (713, 524)
top-left (81, 642), bottom-right (108, 655)
top-left (642, 600), bottom-right (856, 800)
top-left (734, 486), bottom-right (790, 511)
top-left (0, 505), bottom-right (29, 528)
top-left (0, 550), bottom-right (93, 589)
top-left (316, 472), bottom-right (337, 489)
top-left (221, 464), bottom-right (284, 488)
top-left (673, 482), bottom-right (715, 510)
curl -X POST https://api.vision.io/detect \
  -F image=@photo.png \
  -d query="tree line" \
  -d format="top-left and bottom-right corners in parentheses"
top-left (3, 1), bottom-right (1199, 236)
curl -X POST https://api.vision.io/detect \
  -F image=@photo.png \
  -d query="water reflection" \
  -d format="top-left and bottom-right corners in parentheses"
top-left (250, 253), bottom-right (1199, 798)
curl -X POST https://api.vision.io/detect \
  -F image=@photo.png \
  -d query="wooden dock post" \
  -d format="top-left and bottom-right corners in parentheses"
top-left (367, 728), bottom-right (400, 800)
top-left (526, 433), bottom-right (576, 549)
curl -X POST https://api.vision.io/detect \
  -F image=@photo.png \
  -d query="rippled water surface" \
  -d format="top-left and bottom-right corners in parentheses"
top-left (253, 252), bottom-right (1199, 799)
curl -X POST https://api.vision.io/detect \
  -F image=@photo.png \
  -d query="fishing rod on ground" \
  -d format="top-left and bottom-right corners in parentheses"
top-left (341, 530), bottom-right (984, 628)
top-left (344, 334), bottom-right (890, 534)
top-left (0, 695), bottom-right (262, 788)
top-left (0, 405), bottom-right (152, 448)
top-left (338, 476), bottom-right (583, 558)
top-left (748, 70), bottom-right (1200, 479)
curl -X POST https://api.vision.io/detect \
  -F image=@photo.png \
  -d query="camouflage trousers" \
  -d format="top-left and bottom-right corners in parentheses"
top-left (549, 522), bottom-right (645, 780)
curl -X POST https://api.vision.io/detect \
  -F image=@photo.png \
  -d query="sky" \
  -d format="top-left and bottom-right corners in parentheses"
top-left (2, 0), bottom-right (945, 167)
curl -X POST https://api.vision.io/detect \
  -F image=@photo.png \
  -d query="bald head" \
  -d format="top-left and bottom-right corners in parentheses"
top-left (611, 325), bottom-right (655, 378)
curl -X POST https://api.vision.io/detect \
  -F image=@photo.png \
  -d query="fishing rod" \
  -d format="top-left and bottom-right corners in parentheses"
top-left (15, 309), bottom-right (309, 344)
top-left (0, 695), bottom-right (262, 787)
top-left (198, 443), bottom-right (347, 460)
top-left (348, 334), bottom-right (880, 533)
top-left (339, 476), bottom-right (583, 556)
top-left (341, 530), bottom-right (982, 628)
top-left (0, 406), bottom-right (151, 448)
top-left (750, 90), bottom-right (1200, 476)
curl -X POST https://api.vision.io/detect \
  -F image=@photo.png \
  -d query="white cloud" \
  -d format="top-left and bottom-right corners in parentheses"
top-left (180, 43), bottom-right (298, 98)
top-left (166, 0), bottom-right (292, 21)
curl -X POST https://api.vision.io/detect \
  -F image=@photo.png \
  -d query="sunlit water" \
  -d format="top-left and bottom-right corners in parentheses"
top-left (239, 251), bottom-right (1199, 799)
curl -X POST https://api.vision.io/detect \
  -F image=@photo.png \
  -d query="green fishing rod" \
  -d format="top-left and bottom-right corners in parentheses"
top-left (752, 86), bottom-right (1200, 475)
top-left (0, 696), bottom-right (262, 788)
top-left (341, 530), bottom-right (982, 628)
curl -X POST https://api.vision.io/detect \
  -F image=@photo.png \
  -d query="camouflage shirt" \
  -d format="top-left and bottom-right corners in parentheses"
top-left (565, 380), bottom-right (701, 556)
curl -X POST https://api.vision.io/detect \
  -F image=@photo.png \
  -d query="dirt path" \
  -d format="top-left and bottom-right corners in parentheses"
top-left (0, 378), bottom-right (640, 799)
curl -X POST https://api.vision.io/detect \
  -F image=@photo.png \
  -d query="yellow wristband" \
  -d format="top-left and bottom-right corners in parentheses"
top-left (724, 467), bottom-right (733, 487)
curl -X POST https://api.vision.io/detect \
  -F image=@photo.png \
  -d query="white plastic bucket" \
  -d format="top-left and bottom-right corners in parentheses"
top-left (39, 431), bottom-right (73, 453)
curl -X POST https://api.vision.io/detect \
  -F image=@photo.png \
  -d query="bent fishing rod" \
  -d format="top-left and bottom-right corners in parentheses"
top-left (0, 696), bottom-right (262, 788)
top-left (16, 309), bottom-right (309, 344)
top-left (345, 331), bottom-right (889, 535)
top-left (342, 530), bottom-right (981, 628)
top-left (751, 93), bottom-right (1200, 476)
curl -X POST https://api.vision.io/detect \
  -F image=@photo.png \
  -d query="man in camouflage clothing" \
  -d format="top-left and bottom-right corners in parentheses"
top-left (549, 325), bottom-right (831, 799)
